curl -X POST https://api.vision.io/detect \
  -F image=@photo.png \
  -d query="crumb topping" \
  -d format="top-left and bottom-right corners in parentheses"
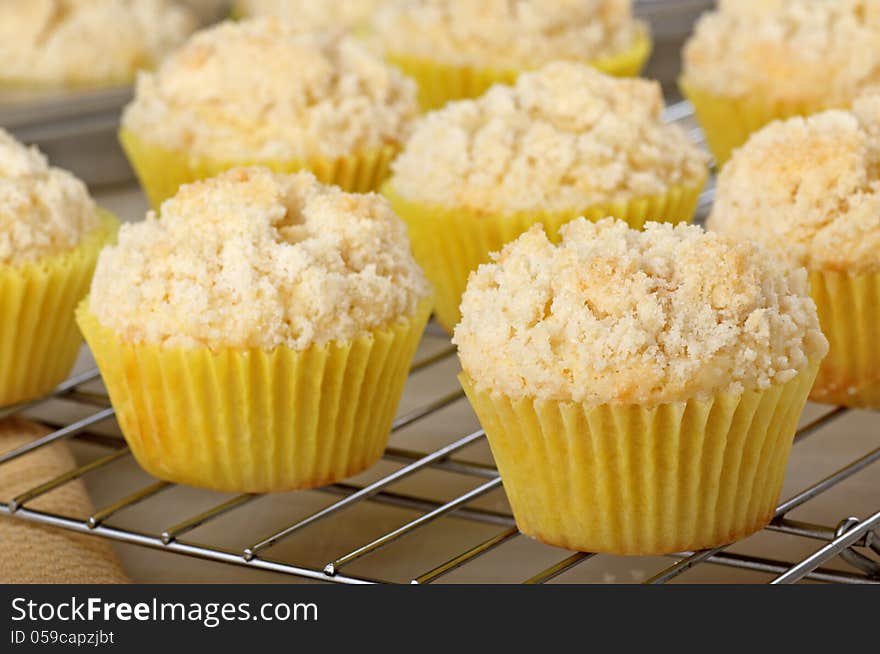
top-left (0, 0), bottom-right (196, 86)
top-left (389, 63), bottom-right (707, 212)
top-left (0, 129), bottom-right (98, 266)
top-left (683, 0), bottom-right (880, 105)
top-left (89, 168), bottom-right (431, 350)
top-left (234, 0), bottom-right (388, 30)
top-left (709, 93), bottom-right (880, 274)
top-left (454, 218), bottom-right (827, 404)
top-left (373, 0), bottom-right (646, 69)
top-left (121, 18), bottom-right (419, 162)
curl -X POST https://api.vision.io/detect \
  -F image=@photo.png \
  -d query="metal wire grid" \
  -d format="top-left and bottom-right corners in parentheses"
top-left (0, 102), bottom-right (879, 585)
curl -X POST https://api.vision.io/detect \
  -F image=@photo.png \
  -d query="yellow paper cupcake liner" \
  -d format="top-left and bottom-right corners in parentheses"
top-left (680, 78), bottom-right (835, 168)
top-left (384, 177), bottom-right (706, 333)
top-left (387, 32), bottom-right (652, 111)
top-left (0, 211), bottom-right (118, 407)
top-left (809, 270), bottom-right (880, 408)
top-left (119, 128), bottom-right (401, 209)
top-left (76, 300), bottom-right (431, 493)
top-left (461, 362), bottom-right (819, 555)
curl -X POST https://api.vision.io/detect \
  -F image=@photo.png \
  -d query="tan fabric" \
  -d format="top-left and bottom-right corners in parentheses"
top-left (0, 418), bottom-right (129, 583)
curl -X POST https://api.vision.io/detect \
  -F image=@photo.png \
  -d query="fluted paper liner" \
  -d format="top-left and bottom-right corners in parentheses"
top-left (680, 78), bottom-right (836, 167)
top-left (385, 177), bottom-right (706, 333)
top-left (460, 362), bottom-right (819, 555)
top-left (0, 211), bottom-right (117, 407)
top-left (809, 270), bottom-right (880, 408)
top-left (119, 128), bottom-right (400, 209)
top-left (388, 33), bottom-right (652, 110)
top-left (77, 300), bottom-right (431, 493)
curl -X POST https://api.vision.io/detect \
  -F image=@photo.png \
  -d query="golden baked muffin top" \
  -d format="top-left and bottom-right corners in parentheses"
top-left (88, 168), bottom-right (430, 350)
top-left (121, 18), bottom-right (419, 162)
top-left (234, 0), bottom-right (389, 30)
top-left (0, 129), bottom-right (98, 266)
top-left (389, 63), bottom-right (707, 213)
top-left (0, 0), bottom-right (197, 86)
top-left (454, 218), bottom-right (827, 405)
top-left (372, 0), bottom-right (646, 69)
top-left (683, 0), bottom-right (880, 106)
top-left (708, 91), bottom-right (880, 274)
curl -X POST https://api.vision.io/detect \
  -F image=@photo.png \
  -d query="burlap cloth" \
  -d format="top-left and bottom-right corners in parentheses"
top-left (0, 418), bottom-right (128, 583)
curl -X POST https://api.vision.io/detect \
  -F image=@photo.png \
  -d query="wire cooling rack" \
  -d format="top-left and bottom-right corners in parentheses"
top-left (1, 102), bottom-right (878, 585)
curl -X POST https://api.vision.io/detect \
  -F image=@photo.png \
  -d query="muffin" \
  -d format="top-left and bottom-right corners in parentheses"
top-left (682, 0), bottom-right (880, 166)
top-left (0, 129), bottom-right (117, 406)
top-left (120, 18), bottom-right (420, 208)
top-left (708, 94), bottom-right (880, 408)
top-left (455, 218), bottom-right (827, 555)
top-left (0, 0), bottom-right (196, 88)
top-left (233, 0), bottom-right (389, 31)
top-left (384, 63), bottom-right (709, 332)
top-left (372, 0), bottom-right (651, 109)
top-left (77, 167), bottom-right (431, 492)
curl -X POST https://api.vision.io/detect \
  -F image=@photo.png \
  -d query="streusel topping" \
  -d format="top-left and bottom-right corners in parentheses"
top-left (454, 218), bottom-right (827, 404)
top-left (709, 93), bottom-right (880, 274)
top-left (373, 0), bottom-right (646, 69)
top-left (389, 63), bottom-right (707, 213)
top-left (89, 168), bottom-right (430, 350)
top-left (0, 129), bottom-right (99, 266)
top-left (122, 18), bottom-right (419, 161)
top-left (683, 0), bottom-right (880, 105)
top-left (234, 0), bottom-right (388, 30)
top-left (0, 0), bottom-right (196, 86)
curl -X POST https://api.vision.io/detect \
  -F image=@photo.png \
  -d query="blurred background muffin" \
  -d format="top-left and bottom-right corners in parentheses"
top-left (708, 90), bottom-right (880, 408)
top-left (0, 0), bottom-right (197, 88)
top-left (456, 217), bottom-right (826, 554)
top-left (681, 0), bottom-right (880, 166)
top-left (385, 62), bottom-right (708, 332)
top-left (120, 17), bottom-right (419, 207)
top-left (0, 128), bottom-right (116, 406)
top-left (372, 0), bottom-right (652, 109)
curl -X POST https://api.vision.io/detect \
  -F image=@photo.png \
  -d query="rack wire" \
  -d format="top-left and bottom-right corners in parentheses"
top-left (1, 102), bottom-right (878, 585)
